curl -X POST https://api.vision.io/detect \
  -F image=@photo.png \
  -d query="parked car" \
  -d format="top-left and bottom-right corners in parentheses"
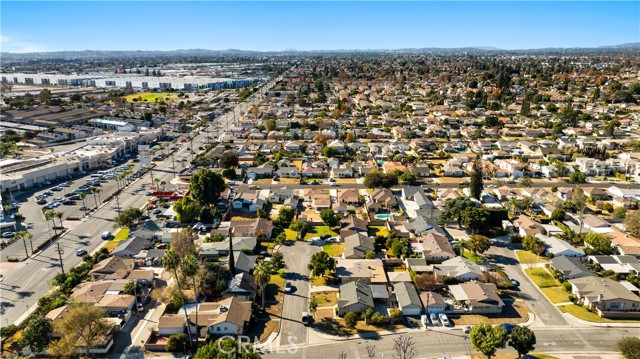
top-left (101, 231), bottom-right (112, 240)
top-left (430, 313), bottom-right (438, 325)
top-left (508, 276), bottom-right (520, 287)
top-left (1, 232), bottom-right (15, 238)
top-left (37, 199), bottom-right (48, 205)
top-left (301, 312), bottom-right (310, 325)
top-left (62, 200), bottom-right (76, 205)
top-left (284, 281), bottom-right (293, 293)
top-left (421, 314), bottom-right (429, 327)
top-left (501, 323), bottom-right (514, 334)
top-left (76, 249), bottom-right (87, 256)
top-left (439, 313), bottom-right (451, 327)
top-left (79, 206), bottom-right (90, 211)
top-left (463, 325), bottom-right (472, 333)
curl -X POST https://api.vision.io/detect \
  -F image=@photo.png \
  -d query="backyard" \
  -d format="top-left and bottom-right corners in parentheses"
top-left (367, 225), bottom-right (389, 237)
top-left (462, 251), bottom-right (484, 263)
top-left (311, 291), bottom-right (338, 306)
top-left (304, 226), bottom-right (338, 240)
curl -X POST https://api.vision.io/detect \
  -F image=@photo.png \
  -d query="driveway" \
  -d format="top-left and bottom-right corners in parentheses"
top-left (278, 241), bottom-right (320, 347)
top-left (486, 237), bottom-right (568, 327)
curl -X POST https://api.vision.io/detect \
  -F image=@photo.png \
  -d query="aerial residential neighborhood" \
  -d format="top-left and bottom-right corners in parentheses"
top-left (1, 2), bottom-right (640, 359)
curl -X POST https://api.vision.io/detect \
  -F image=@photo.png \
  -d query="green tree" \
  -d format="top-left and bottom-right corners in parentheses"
top-left (173, 196), bottom-right (200, 223)
top-left (114, 207), bottom-right (143, 228)
top-left (289, 220), bottom-right (307, 232)
top-left (265, 119), bottom-right (276, 131)
top-left (190, 168), bottom-right (226, 205)
top-left (517, 177), bottom-right (532, 188)
top-left (165, 333), bottom-right (188, 352)
top-left (322, 146), bottom-right (339, 158)
top-left (344, 311), bottom-right (358, 328)
top-left (123, 281), bottom-right (142, 296)
top-left (309, 297), bottom-right (318, 315)
top-left (276, 207), bottom-right (295, 225)
top-left (219, 151), bottom-right (239, 169)
top-left (624, 210), bottom-right (640, 238)
top-left (308, 251), bottom-right (336, 277)
top-left (182, 254), bottom-right (200, 338)
top-left (522, 235), bottom-right (545, 253)
top-left (199, 262), bottom-right (230, 299)
top-left (162, 249), bottom-right (194, 348)
top-left (569, 171), bottom-right (587, 183)
top-left (399, 172), bottom-right (417, 185)
top-left (469, 323), bottom-right (508, 359)
top-left (461, 207), bottom-right (489, 233)
top-left (320, 208), bottom-right (339, 227)
top-left (612, 206), bottom-right (627, 219)
top-left (551, 208), bottom-right (566, 221)
top-left (439, 197), bottom-right (476, 227)
top-left (469, 156), bottom-right (484, 200)
top-left (617, 336), bottom-right (640, 359)
top-left (253, 260), bottom-right (272, 311)
top-left (270, 250), bottom-right (286, 270)
top-left (22, 316), bottom-right (53, 353)
top-left (467, 234), bottom-right (491, 254)
top-left (584, 233), bottom-right (615, 255)
top-left (363, 171), bottom-right (398, 188)
top-left (38, 89), bottom-right (52, 105)
top-left (47, 304), bottom-right (111, 358)
top-left (508, 326), bottom-right (536, 358)
top-left (194, 338), bottom-right (260, 359)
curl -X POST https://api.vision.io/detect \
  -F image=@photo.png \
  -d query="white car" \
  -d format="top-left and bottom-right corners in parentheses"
top-left (1, 232), bottom-right (15, 238)
top-left (439, 313), bottom-right (451, 327)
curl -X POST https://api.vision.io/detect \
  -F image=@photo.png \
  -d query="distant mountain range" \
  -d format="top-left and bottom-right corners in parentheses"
top-left (1, 43), bottom-right (639, 61)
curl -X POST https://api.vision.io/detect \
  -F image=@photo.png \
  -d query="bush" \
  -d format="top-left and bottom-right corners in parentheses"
top-left (165, 333), bottom-right (188, 352)
top-left (371, 312), bottom-right (385, 324)
top-left (562, 281), bottom-right (572, 292)
top-left (510, 234), bottom-right (523, 243)
top-left (0, 324), bottom-right (18, 338)
top-left (344, 312), bottom-right (358, 328)
top-left (617, 336), bottom-right (640, 359)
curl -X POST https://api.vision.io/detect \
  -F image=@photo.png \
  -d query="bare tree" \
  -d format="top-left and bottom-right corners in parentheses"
top-left (338, 351), bottom-right (347, 359)
top-left (393, 335), bottom-right (417, 359)
top-left (365, 344), bottom-right (377, 359)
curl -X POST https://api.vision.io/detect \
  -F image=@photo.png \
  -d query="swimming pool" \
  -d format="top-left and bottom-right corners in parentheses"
top-left (374, 213), bottom-right (397, 220)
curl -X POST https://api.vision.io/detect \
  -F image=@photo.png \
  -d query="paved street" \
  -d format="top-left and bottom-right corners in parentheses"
top-left (486, 237), bottom-right (569, 327)
top-left (277, 242), bottom-right (320, 348)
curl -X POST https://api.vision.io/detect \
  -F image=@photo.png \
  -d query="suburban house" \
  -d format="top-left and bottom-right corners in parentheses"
top-left (549, 256), bottom-right (592, 280)
top-left (369, 188), bottom-right (398, 208)
top-left (192, 297), bottom-right (253, 336)
top-left (158, 314), bottom-right (186, 336)
top-left (412, 233), bottom-right (455, 261)
top-left (337, 281), bottom-right (375, 316)
top-left (343, 232), bottom-right (376, 259)
top-left (246, 164), bottom-right (274, 180)
top-left (89, 257), bottom-right (135, 281)
top-left (536, 233), bottom-right (585, 257)
top-left (336, 259), bottom-right (387, 284)
top-left (449, 282), bottom-right (504, 314)
top-left (419, 291), bottom-right (447, 314)
top-left (393, 282), bottom-right (423, 316)
top-left (224, 273), bottom-right (257, 301)
top-left (232, 190), bottom-right (265, 212)
top-left (436, 257), bottom-right (484, 282)
top-left (570, 276), bottom-right (640, 318)
top-left (112, 236), bottom-right (151, 258)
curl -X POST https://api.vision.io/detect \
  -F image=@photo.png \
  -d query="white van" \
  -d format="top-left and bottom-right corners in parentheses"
top-left (101, 231), bottom-right (112, 240)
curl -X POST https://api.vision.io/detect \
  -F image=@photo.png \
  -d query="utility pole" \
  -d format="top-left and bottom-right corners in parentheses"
top-left (56, 242), bottom-right (65, 274)
top-left (171, 152), bottom-right (176, 177)
top-left (21, 234), bottom-right (29, 258)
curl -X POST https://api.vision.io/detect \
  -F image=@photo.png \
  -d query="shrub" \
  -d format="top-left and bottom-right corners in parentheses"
top-left (344, 312), bottom-right (358, 328)
top-left (371, 312), bottom-right (385, 324)
top-left (165, 333), bottom-right (188, 352)
top-left (562, 281), bottom-right (572, 292)
top-left (0, 324), bottom-right (18, 338)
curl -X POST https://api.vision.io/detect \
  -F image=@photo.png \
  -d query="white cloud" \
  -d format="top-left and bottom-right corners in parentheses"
top-left (0, 35), bottom-right (49, 53)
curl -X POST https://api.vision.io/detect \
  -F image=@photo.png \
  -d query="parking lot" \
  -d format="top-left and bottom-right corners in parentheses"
top-left (1, 157), bottom-right (149, 260)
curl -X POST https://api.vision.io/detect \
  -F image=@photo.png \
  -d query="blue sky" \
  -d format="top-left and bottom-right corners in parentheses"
top-left (1, 1), bottom-right (638, 52)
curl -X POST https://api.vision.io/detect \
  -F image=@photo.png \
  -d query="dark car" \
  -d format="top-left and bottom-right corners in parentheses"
top-left (501, 323), bottom-right (514, 334)
top-left (62, 200), bottom-right (76, 205)
top-left (300, 181), bottom-right (307, 185)
top-left (153, 209), bottom-right (162, 215)
top-left (320, 234), bottom-right (332, 240)
top-left (37, 199), bottom-right (48, 205)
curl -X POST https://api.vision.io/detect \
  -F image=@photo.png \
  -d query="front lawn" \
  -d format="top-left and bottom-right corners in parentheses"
top-left (368, 226), bottom-right (389, 237)
top-left (558, 304), bottom-right (640, 323)
top-left (451, 300), bottom-right (530, 325)
top-left (541, 286), bottom-right (571, 304)
top-left (515, 250), bottom-right (549, 264)
top-left (284, 229), bottom-right (298, 241)
top-left (462, 251), bottom-right (484, 263)
top-left (304, 226), bottom-right (338, 240)
top-left (311, 276), bottom-right (327, 287)
top-left (311, 291), bottom-right (338, 306)
top-left (525, 268), bottom-right (561, 288)
top-left (322, 243), bottom-right (344, 257)
top-left (114, 228), bottom-right (129, 240)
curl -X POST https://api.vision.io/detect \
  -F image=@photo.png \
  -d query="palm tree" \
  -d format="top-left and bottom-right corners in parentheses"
top-left (160, 180), bottom-right (167, 192)
top-left (153, 177), bottom-right (161, 190)
top-left (182, 254), bottom-right (200, 345)
top-left (79, 192), bottom-right (89, 216)
top-left (45, 210), bottom-right (56, 236)
top-left (162, 249), bottom-right (194, 349)
top-left (253, 260), bottom-right (272, 311)
top-left (507, 197), bottom-right (521, 217)
top-left (91, 187), bottom-right (101, 208)
top-left (16, 230), bottom-right (32, 257)
top-left (54, 211), bottom-right (64, 231)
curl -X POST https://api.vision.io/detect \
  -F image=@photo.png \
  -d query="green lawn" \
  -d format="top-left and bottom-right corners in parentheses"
top-left (462, 251), bottom-right (484, 263)
top-left (122, 92), bottom-right (178, 103)
top-left (558, 304), bottom-right (640, 323)
top-left (368, 226), bottom-right (389, 237)
top-left (304, 226), bottom-right (338, 240)
top-left (114, 228), bottom-right (129, 240)
top-left (284, 229), bottom-right (298, 241)
top-left (525, 268), bottom-right (561, 288)
top-left (311, 276), bottom-right (328, 286)
top-left (541, 286), bottom-right (571, 303)
top-left (515, 250), bottom-right (549, 264)
top-left (322, 243), bottom-right (344, 257)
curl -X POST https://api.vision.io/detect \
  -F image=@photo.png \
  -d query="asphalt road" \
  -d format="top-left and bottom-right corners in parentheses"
top-left (486, 237), bottom-right (569, 327)
top-left (278, 241), bottom-right (321, 348)
top-left (264, 326), bottom-right (631, 359)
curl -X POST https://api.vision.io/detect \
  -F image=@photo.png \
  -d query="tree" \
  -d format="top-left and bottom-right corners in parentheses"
top-left (469, 323), bottom-right (508, 359)
top-left (271, 250), bottom-right (286, 270)
top-left (517, 177), bottom-right (532, 188)
top-left (22, 316), bottom-right (53, 353)
top-left (219, 151), bottom-right (239, 169)
top-left (199, 262), bottom-right (230, 299)
top-left (467, 234), bottom-right (491, 254)
top-left (162, 249), bottom-right (194, 348)
top-left (182, 254), bottom-right (200, 339)
top-left (612, 206), bottom-right (627, 219)
top-left (617, 336), bottom-right (640, 359)
top-left (194, 338), bottom-right (260, 359)
top-left (625, 210), bottom-right (640, 237)
top-left (320, 208), bottom-right (339, 227)
top-left (440, 197), bottom-right (476, 227)
top-left (308, 251), bottom-right (336, 277)
top-left (38, 89), bottom-right (52, 105)
top-left (584, 232), bottom-right (615, 255)
top-left (461, 206), bottom-right (489, 233)
top-left (363, 171), bottom-right (398, 188)
top-left (469, 156), bottom-right (484, 200)
top-left (123, 281), bottom-right (142, 296)
top-left (365, 344), bottom-right (377, 359)
top-left (569, 171), bottom-right (587, 183)
top-left (114, 207), bottom-right (143, 228)
top-left (322, 146), bottom-right (339, 158)
top-left (276, 207), bottom-right (295, 225)
top-left (392, 335), bottom-right (417, 359)
top-left (309, 297), bottom-right (318, 315)
top-left (265, 119), bottom-right (276, 131)
top-left (508, 325), bottom-right (536, 358)
top-left (253, 260), bottom-right (272, 311)
top-left (344, 311), bottom-right (358, 328)
top-left (522, 235), bottom-right (545, 254)
top-left (551, 208), bottom-right (566, 221)
top-left (171, 229), bottom-right (197, 260)
top-left (289, 220), bottom-right (307, 232)
top-left (173, 196), bottom-right (200, 223)
top-left (165, 333), bottom-right (188, 352)
top-left (47, 304), bottom-right (111, 358)
top-left (190, 168), bottom-right (226, 205)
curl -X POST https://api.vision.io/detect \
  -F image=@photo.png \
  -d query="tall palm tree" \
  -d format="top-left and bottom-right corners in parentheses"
top-left (182, 254), bottom-right (200, 345)
top-left (160, 180), bottom-right (167, 192)
top-left (154, 177), bottom-right (161, 191)
top-left (54, 211), bottom-right (64, 230)
top-left (253, 260), bottom-right (272, 311)
top-left (79, 192), bottom-right (89, 215)
top-left (45, 210), bottom-right (56, 236)
top-left (162, 249), bottom-right (193, 349)
top-left (91, 187), bottom-right (101, 207)
top-left (16, 230), bottom-right (32, 257)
